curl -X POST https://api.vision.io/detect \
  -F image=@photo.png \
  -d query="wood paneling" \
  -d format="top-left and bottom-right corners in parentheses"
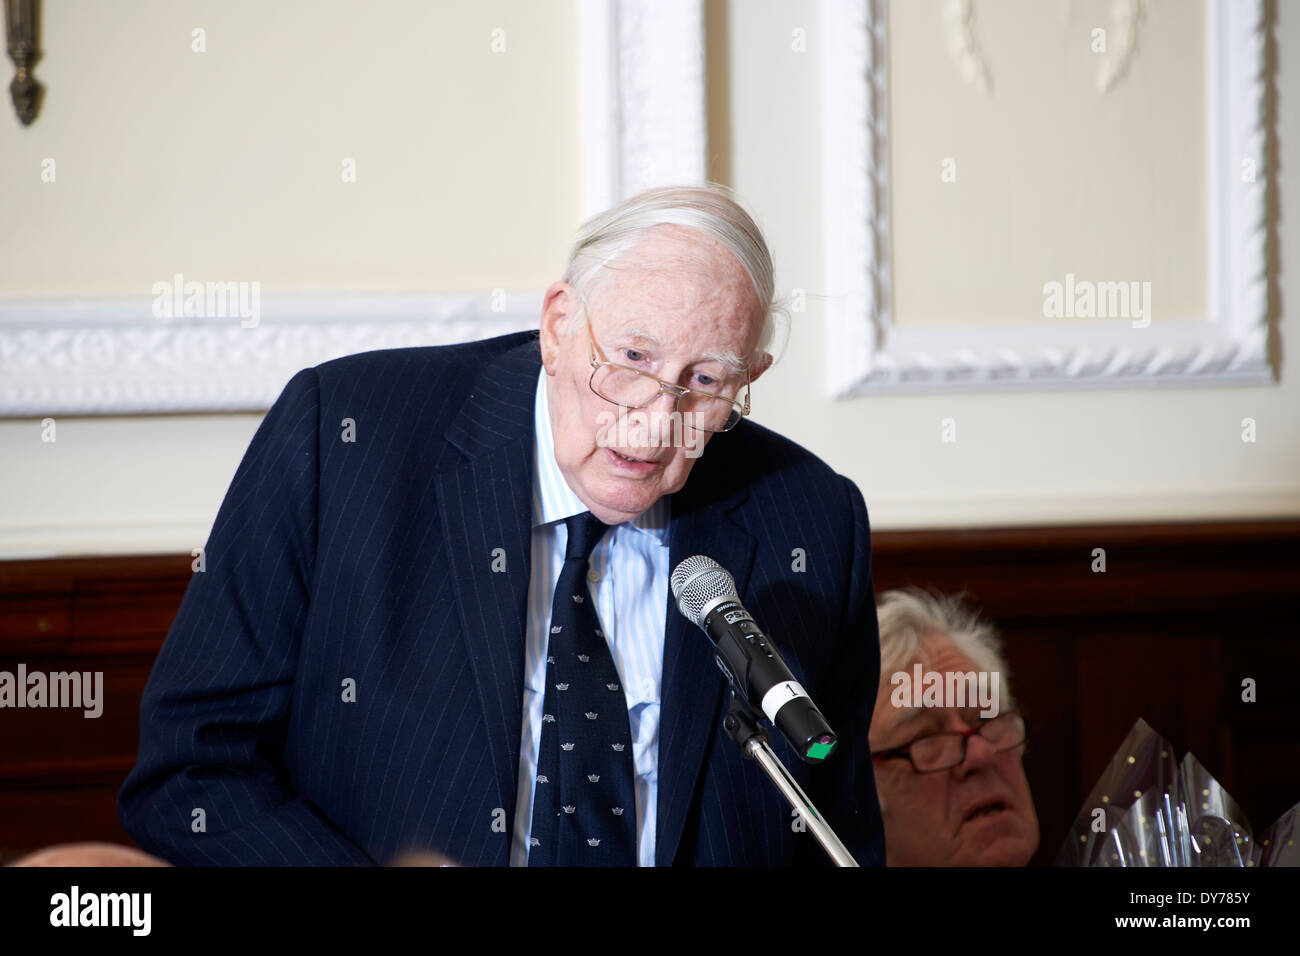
top-left (0, 555), bottom-right (192, 859)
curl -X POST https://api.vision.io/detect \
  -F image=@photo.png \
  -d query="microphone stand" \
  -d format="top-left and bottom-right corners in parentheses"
top-left (722, 692), bottom-right (859, 867)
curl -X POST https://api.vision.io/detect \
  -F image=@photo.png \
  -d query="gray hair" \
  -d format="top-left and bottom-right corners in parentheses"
top-left (560, 183), bottom-right (782, 363)
top-left (876, 587), bottom-right (1016, 708)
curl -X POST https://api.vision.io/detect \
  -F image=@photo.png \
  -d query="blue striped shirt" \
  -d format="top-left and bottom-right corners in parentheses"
top-left (509, 367), bottom-right (671, 866)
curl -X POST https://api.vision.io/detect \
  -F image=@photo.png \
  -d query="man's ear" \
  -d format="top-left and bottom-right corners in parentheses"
top-left (746, 351), bottom-right (775, 385)
top-left (539, 281), bottom-right (579, 374)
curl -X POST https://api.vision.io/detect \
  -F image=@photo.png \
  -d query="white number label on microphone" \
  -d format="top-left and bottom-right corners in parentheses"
top-left (760, 680), bottom-right (810, 723)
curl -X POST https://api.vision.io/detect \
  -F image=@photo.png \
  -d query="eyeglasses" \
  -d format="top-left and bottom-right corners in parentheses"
top-left (870, 711), bottom-right (1028, 774)
top-left (584, 310), bottom-right (751, 434)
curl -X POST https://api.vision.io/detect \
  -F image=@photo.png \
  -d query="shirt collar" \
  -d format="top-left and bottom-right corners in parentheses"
top-left (532, 366), bottom-right (670, 541)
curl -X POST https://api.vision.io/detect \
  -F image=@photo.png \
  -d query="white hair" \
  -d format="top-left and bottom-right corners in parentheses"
top-left (875, 587), bottom-right (1016, 708)
top-left (561, 183), bottom-right (783, 363)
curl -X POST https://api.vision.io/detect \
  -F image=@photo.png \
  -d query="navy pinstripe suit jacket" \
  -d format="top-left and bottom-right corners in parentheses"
top-left (119, 331), bottom-right (885, 866)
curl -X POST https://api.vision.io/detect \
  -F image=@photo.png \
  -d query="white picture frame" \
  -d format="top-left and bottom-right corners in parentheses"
top-left (821, 0), bottom-right (1275, 396)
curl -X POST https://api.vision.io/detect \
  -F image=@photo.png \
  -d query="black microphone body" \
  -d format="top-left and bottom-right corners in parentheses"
top-left (673, 557), bottom-right (838, 764)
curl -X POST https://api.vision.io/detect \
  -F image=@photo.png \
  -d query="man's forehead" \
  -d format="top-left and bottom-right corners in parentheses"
top-left (885, 704), bottom-right (983, 729)
top-left (871, 643), bottom-right (995, 737)
top-left (883, 706), bottom-right (926, 731)
top-left (622, 222), bottom-right (747, 272)
top-left (598, 301), bottom-right (755, 337)
top-left (597, 228), bottom-right (758, 311)
top-left (598, 280), bottom-right (759, 329)
top-left (590, 288), bottom-right (759, 365)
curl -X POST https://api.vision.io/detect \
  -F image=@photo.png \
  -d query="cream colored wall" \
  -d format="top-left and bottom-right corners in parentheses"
top-left (0, 0), bottom-right (578, 296)
top-left (2, 0), bottom-right (1297, 560)
top-left (889, 0), bottom-right (1208, 327)
top-left (718, 0), bottom-right (1299, 528)
top-left (0, 0), bottom-right (579, 558)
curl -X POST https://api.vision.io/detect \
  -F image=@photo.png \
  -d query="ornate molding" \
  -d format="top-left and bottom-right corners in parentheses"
top-left (1097, 0), bottom-right (1144, 94)
top-left (941, 0), bottom-right (1148, 96)
top-left (0, 294), bottom-right (541, 416)
top-left (943, 0), bottom-right (992, 93)
top-left (2, 0), bottom-right (708, 417)
top-left (578, 0), bottom-right (706, 216)
top-left (823, 0), bottom-right (1274, 395)
top-left (823, 0), bottom-right (889, 397)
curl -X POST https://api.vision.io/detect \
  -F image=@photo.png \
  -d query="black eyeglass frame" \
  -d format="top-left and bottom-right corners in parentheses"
top-left (870, 710), bottom-right (1029, 774)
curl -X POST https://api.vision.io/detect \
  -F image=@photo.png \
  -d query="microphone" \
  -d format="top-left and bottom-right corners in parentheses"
top-left (670, 555), bottom-right (837, 764)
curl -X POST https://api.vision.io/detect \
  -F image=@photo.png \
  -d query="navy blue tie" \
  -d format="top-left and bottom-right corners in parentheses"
top-left (528, 512), bottom-right (638, 866)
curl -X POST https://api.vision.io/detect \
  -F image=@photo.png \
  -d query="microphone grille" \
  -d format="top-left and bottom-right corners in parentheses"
top-left (670, 555), bottom-right (737, 627)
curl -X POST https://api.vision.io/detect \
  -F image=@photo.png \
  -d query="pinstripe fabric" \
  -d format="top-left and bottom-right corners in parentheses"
top-left (510, 367), bottom-right (669, 866)
top-left (118, 331), bottom-right (886, 866)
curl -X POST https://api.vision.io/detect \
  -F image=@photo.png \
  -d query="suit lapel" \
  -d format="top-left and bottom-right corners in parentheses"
top-left (655, 429), bottom-right (755, 865)
top-left (434, 335), bottom-right (541, 861)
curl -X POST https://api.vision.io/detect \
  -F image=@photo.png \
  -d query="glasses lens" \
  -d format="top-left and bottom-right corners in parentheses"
top-left (910, 734), bottom-right (964, 772)
top-left (592, 366), bottom-right (662, 407)
top-left (677, 393), bottom-right (739, 433)
top-left (592, 366), bottom-right (743, 433)
top-left (980, 713), bottom-right (1026, 749)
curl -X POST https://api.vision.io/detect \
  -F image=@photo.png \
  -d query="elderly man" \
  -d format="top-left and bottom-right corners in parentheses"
top-left (869, 588), bottom-right (1039, 866)
top-left (119, 185), bottom-right (884, 866)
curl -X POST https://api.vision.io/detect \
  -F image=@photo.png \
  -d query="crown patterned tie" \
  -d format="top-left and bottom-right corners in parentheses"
top-left (527, 512), bottom-right (638, 866)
